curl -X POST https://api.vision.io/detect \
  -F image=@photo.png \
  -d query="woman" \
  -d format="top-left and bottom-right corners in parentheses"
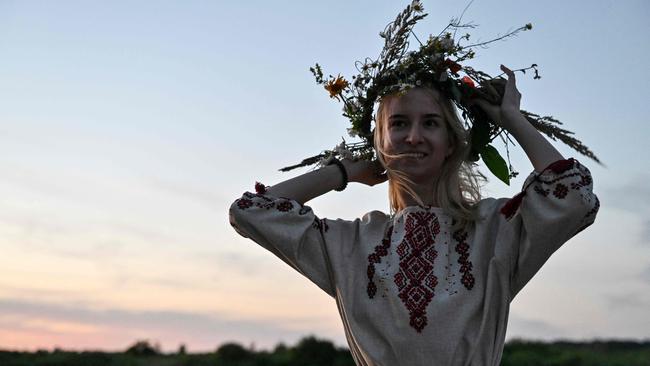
top-left (229, 65), bottom-right (599, 365)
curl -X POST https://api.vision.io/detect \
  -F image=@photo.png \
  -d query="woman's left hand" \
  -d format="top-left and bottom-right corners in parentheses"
top-left (471, 64), bottom-right (565, 171)
top-left (472, 64), bottom-right (524, 131)
top-left (343, 159), bottom-right (387, 187)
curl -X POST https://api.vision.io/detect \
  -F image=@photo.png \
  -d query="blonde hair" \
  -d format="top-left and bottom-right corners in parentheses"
top-left (373, 87), bottom-right (484, 227)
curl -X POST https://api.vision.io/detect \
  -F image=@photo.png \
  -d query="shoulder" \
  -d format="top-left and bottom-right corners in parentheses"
top-left (322, 210), bottom-right (390, 236)
top-left (473, 197), bottom-right (511, 221)
top-left (360, 210), bottom-right (390, 224)
top-left (324, 209), bottom-right (389, 225)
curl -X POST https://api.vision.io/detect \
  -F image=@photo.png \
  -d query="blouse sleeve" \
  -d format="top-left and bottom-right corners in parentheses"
top-left (229, 191), bottom-right (339, 297)
top-left (490, 158), bottom-right (600, 298)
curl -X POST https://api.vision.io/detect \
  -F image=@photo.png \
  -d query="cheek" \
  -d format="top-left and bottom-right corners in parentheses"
top-left (438, 129), bottom-right (452, 150)
top-left (381, 130), bottom-right (398, 152)
top-left (379, 135), bottom-right (399, 167)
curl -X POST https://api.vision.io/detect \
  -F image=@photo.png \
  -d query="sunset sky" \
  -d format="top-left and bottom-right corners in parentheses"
top-left (1, 0), bottom-right (649, 352)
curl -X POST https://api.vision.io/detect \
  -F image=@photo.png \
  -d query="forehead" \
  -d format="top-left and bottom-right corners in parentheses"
top-left (384, 88), bottom-right (443, 116)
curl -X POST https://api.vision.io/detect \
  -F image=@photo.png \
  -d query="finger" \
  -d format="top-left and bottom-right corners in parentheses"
top-left (500, 64), bottom-right (520, 96)
top-left (470, 98), bottom-right (499, 114)
top-left (501, 65), bottom-right (516, 87)
top-left (472, 99), bottom-right (501, 122)
top-left (500, 64), bottom-right (515, 79)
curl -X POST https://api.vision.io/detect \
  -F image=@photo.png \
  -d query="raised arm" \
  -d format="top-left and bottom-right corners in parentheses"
top-left (473, 64), bottom-right (564, 172)
top-left (266, 159), bottom-right (387, 205)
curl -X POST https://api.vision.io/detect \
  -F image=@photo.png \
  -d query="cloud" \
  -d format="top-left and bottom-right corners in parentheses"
top-left (189, 250), bottom-right (278, 278)
top-left (0, 212), bottom-right (72, 241)
top-left (0, 298), bottom-right (340, 352)
top-left (0, 164), bottom-right (81, 203)
top-left (605, 292), bottom-right (650, 310)
top-left (0, 209), bottom-right (187, 260)
top-left (506, 314), bottom-right (565, 340)
top-left (600, 291), bottom-right (650, 338)
top-left (642, 220), bottom-right (650, 245)
top-left (101, 220), bottom-right (183, 248)
top-left (603, 175), bottom-right (650, 216)
top-left (642, 265), bottom-right (650, 284)
top-left (602, 175), bottom-right (650, 245)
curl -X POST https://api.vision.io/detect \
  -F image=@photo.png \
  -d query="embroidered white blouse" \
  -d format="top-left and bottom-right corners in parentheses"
top-left (229, 159), bottom-right (599, 366)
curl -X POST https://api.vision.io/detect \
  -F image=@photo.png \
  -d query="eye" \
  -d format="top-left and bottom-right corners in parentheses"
top-left (424, 119), bottom-right (440, 127)
top-left (389, 119), bottom-right (407, 128)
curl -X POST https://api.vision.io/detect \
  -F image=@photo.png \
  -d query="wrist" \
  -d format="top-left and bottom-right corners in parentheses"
top-left (327, 159), bottom-right (348, 191)
top-left (500, 109), bottom-right (526, 131)
top-left (341, 160), bottom-right (360, 183)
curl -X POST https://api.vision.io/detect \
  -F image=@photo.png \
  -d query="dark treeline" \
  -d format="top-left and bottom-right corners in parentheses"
top-left (1, 336), bottom-right (650, 366)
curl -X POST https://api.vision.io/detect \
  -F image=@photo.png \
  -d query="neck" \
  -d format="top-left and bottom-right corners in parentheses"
top-left (395, 180), bottom-right (438, 209)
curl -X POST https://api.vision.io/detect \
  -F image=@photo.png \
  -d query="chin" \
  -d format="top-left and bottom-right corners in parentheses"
top-left (394, 165), bottom-right (442, 186)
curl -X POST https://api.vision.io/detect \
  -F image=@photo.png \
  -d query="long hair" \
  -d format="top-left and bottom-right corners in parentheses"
top-left (373, 87), bottom-right (484, 227)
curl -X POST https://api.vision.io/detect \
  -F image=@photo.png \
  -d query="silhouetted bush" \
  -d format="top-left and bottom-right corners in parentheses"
top-left (125, 340), bottom-right (161, 356)
top-left (216, 342), bottom-right (255, 365)
top-left (1, 337), bottom-right (648, 366)
top-left (292, 336), bottom-right (337, 366)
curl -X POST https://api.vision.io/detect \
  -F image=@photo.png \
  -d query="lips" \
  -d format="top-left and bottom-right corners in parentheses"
top-left (397, 152), bottom-right (428, 159)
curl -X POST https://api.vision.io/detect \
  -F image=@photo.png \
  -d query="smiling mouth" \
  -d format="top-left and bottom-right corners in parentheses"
top-left (398, 152), bottom-right (428, 159)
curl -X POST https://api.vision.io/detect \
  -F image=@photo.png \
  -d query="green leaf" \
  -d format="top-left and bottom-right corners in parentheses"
top-left (470, 119), bottom-right (491, 150)
top-left (480, 144), bottom-right (510, 185)
top-left (450, 83), bottom-right (462, 102)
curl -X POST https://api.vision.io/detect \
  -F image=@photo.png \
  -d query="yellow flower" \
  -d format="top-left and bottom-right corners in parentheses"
top-left (324, 75), bottom-right (349, 99)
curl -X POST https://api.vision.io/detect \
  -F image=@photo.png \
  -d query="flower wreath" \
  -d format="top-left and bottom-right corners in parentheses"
top-left (280, 0), bottom-right (599, 184)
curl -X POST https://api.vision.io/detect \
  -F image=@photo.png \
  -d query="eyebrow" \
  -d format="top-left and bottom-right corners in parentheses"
top-left (388, 113), bottom-right (443, 119)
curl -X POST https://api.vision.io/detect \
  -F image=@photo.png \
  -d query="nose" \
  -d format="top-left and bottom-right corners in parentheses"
top-left (405, 123), bottom-right (424, 145)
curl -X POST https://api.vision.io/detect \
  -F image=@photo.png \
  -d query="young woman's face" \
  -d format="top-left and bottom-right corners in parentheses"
top-left (382, 88), bottom-right (453, 185)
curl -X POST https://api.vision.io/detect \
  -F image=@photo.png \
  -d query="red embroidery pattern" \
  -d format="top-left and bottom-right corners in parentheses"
top-left (235, 192), bottom-right (305, 214)
top-left (553, 183), bottom-right (569, 199)
top-left (547, 158), bottom-right (575, 174)
top-left (255, 182), bottom-right (267, 194)
top-left (237, 198), bottom-right (253, 210)
top-left (367, 226), bottom-right (393, 298)
top-left (453, 230), bottom-right (475, 290)
top-left (501, 191), bottom-right (526, 219)
top-left (536, 172), bottom-right (582, 186)
top-left (576, 196), bottom-right (600, 234)
top-left (571, 174), bottom-right (592, 190)
top-left (585, 195), bottom-right (600, 219)
top-left (312, 218), bottom-right (329, 234)
top-left (394, 212), bottom-right (440, 333)
top-left (534, 186), bottom-right (549, 197)
top-left (276, 201), bottom-right (294, 212)
top-left (501, 159), bottom-right (594, 218)
top-left (537, 170), bottom-right (591, 201)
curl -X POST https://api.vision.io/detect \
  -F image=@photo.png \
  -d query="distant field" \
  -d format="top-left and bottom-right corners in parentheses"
top-left (1, 338), bottom-right (649, 366)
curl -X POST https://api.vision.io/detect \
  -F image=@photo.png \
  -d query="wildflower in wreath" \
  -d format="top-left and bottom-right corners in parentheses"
top-left (324, 75), bottom-right (350, 100)
top-left (281, 0), bottom-right (600, 186)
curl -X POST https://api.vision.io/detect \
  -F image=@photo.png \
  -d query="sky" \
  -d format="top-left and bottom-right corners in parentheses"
top-left (1, 0), bottom-right (649, 353)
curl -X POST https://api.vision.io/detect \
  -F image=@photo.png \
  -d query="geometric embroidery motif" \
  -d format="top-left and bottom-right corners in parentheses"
top-left (235, 192), bottom-right (303, 214)
top-left (367, 226), bottom-right (393, 299)
top-left (453, 230), bottom-right (475, 290)
top-left (502, 159), bottom-right (595, 219)
top-left (312, 218), bottom-right (329, 234)
top-left (393, 211), bottom-right (440, 333)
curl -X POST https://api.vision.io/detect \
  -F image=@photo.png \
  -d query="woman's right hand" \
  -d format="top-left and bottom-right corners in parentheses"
top-left (342, 159), bottom-right (388, 186)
